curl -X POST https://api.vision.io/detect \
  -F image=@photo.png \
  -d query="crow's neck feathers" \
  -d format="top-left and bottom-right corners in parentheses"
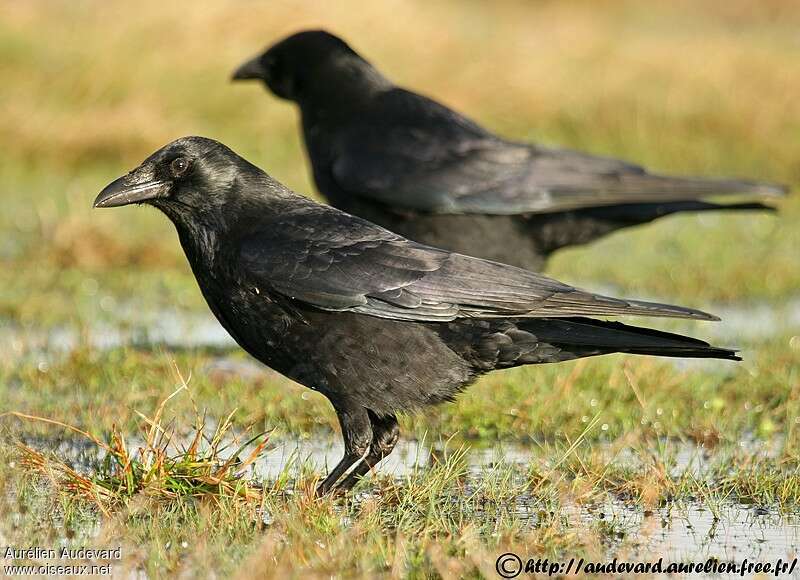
top-left (300, 52), bottom-right (392, 119)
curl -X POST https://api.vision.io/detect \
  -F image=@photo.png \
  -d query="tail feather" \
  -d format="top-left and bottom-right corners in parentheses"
top-left (509, 317), bottom-right (740, 364)
top-left (587, 174), bottom-right (788, 201)
top-left (582, 199), bottom-right (777, 224)
top-left (526, 173), bottom-right (789, 215)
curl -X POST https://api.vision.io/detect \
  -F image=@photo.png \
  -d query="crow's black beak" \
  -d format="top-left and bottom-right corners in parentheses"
top-left (93, 175), bottom-right (170, 208)
top-left (232, 56), bottom-right (264, 81)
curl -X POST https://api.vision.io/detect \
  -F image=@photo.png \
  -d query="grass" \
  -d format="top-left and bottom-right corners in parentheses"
top-left (2, 0), bottom-right (800, 314)
top-left (8, 380), bottom-right (270, 515)
top-left (2, 339), bottom-right (798, 575)
top-left (4, 335), bottom-right (796, 442)
top-left (1, 0), bottom-right (800, 577)
top-left (3, 403), bottom-right (799, 576)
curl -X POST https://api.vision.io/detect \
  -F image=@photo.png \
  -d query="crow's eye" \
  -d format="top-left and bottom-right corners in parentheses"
top-left (170, 157), bottom-right (191, 177)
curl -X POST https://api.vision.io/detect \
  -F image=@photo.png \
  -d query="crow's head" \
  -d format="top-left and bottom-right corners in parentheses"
top-left (232, 30), bottom-right (387, 103)
top-left (93, 137), bottom-right (282, 228)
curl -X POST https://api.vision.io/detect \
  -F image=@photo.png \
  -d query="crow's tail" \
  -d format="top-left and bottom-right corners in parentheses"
top-left (495, 317), bottom-right (741, 367)
top-left (582, 199), bottom-right (776, 224)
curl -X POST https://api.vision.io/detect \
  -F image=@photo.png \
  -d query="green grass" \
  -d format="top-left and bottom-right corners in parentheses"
top-left (2, 0), bottom-right (799, 577)
top-left (3, 335), bottom-right (797, 442)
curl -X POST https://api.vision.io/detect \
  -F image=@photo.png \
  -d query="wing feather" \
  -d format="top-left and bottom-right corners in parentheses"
top-left (330, 89), bottom-right (785, 215)
top-left (240, 204), bottom-right (718, 323)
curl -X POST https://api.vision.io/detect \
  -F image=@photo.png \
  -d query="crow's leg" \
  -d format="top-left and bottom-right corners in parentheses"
top-left (335, 412), bottom-right (399, 492)
top-left (316, 406), bottom-right (372, 496)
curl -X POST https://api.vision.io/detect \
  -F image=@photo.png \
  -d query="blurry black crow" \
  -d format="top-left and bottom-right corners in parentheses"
top-left (233, 30), bottom-right (786, 271)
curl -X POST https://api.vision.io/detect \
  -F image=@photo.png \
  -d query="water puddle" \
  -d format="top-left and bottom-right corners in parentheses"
top-left (705, 299), bottom-right (800, 342)
top-left (1, 310), bottom-right (235, 362)
top-left (3, 294), bottom-right (800, 356)
top-left (263, 437), bottom-right (799, 561)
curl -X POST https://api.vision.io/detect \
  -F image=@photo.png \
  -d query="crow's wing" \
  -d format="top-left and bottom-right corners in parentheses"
top-left (239, 204), bottom-right (717, 322)
top-left (330, 89), bottom-right (785, 215)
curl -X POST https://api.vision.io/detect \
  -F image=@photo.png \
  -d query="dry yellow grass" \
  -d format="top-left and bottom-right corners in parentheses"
top-left (1, 0), bottom-right (798, 181)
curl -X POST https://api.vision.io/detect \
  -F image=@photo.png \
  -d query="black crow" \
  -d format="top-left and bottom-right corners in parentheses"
top-left (232, 30), bottom-right (786, 271)
top-left (94, 136), bottom-right (739, 495)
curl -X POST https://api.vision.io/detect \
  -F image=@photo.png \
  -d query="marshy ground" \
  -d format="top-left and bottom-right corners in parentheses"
top-left (1, 1), bottom-right (799, 577)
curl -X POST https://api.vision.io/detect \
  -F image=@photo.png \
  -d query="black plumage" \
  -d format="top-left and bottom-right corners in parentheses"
top-left (94, 137), bottom-right (739, 494)
top-left (233, 30), bottom-right (786, 271)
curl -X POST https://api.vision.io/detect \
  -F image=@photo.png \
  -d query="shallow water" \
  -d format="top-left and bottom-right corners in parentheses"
top-left (2, 295), bottom-right (799, 365)
top-left (265, 437), bottom-right (800, 562)
top-left (15, 432), bottom-right (799, 565)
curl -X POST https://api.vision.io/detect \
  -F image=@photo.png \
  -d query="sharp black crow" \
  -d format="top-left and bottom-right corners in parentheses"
top-left (94, 137), bottom-right (739, 495)
top-left (232, 30), bottom-right (786, 271)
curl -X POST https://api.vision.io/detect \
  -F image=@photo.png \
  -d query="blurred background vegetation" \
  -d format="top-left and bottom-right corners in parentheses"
top-left (2, 0), bottom-right (799, 330)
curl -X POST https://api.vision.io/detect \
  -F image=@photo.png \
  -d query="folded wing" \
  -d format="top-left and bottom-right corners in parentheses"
top-left (240, 204), bottom-right (718, 322)
top-left (330, 89), bottom-right (785, 216)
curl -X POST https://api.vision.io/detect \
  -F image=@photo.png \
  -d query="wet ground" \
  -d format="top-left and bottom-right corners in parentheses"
top-left (3, 294), bottom-right (800, 364)
top-left (13, 431), bottom-right (799, 565)
top-left (3, 293), bottom-right (799, 570)
top-left (259, 438), bottom-right (800, 562)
